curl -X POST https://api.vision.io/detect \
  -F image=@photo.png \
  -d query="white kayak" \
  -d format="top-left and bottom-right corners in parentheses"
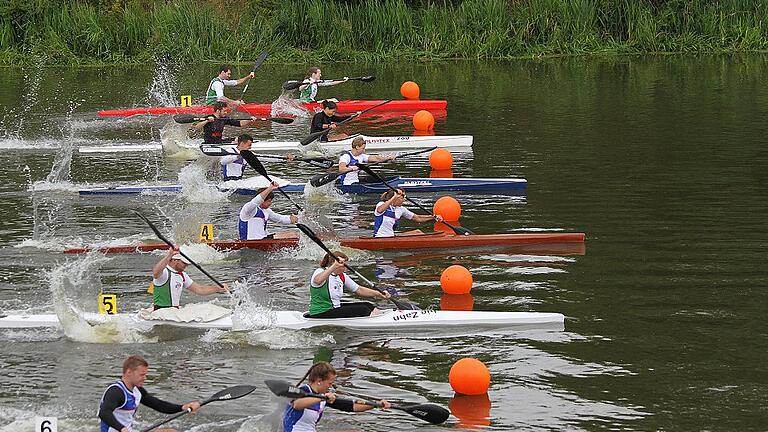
top-left (77, 134), bottom-right (474, 154)
top-left (0, 309), bottom-right (564, 331)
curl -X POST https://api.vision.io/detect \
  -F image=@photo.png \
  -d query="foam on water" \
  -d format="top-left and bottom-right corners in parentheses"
top-left (178, 163), bottom-right (232, 203)
top-left (160, 122), bottom-right (200, 160)
top-left (271, 94), bottom-right (312, 118)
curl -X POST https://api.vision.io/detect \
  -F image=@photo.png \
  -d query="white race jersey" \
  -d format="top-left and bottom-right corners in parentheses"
top-left (338, 151), bottom-right (369, 185)
top-left (373, 203), bottom-right (414, 238)
top-left (99, 380), bottom-right (142, 432)
top-left (239, 195), bottom-right (292, 240)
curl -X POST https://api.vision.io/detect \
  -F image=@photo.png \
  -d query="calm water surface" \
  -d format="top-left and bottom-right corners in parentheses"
top-left (0, 55), bottom-right (767, 431)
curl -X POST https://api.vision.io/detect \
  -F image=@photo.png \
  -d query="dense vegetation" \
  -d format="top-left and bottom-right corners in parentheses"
top-left (2, 0), bottom-right (767, 65)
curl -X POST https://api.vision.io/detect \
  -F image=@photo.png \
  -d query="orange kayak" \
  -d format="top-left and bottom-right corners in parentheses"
top-left (63, 232), bottom-right (584, 254)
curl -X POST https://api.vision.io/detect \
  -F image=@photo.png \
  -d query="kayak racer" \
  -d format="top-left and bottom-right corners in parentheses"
top-left (238, 182), bottom-right (299, 240)
top-left (297, 67), bottom-right (348, 103)
top-left (205, 64), bottom-right (254, 108)
top-left (193, 101), bottom-right (260, 144)
top-left (283, 362), bottom-right (390, 432)
top-left (98, 355), bottom-right (200, 432)
top-left (338, 136), bottom-right (395, 185)
top-left (373, 189), bottom-right (442, 238)
top-left (151, 247), bottom-right (228, 310)
top-left (307, 251), bottom-right (390, 318)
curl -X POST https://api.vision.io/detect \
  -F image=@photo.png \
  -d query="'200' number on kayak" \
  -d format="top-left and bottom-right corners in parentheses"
top-left (392, 309), bottom-right (436, 321)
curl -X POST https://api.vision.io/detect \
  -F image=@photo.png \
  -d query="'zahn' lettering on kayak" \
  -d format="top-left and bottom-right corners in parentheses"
top-left (392, 309), bottom-right (437, 321)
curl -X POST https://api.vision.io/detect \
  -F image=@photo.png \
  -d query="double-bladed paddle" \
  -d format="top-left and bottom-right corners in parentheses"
top-left (140, 385), bottom-right (257, 432)
top-left (264, 380), bottom-right (449, 425)
top-left (295, 223), bottom-right (418, 311)
top-left (239, 151), bottom-right (304, 212)
top-left (282, 75), bottom-right (376, 91)
top-left (134, 211), bottom-right (227, 289)
top-left (299, 99), bottom-right (393, 146)
top-left (198, 145), bottom-right (334, 169)
top-left (241, 50), bottom-right (269, 99)
top-left (173, 113), bottom-right (294, 125)
top-left (308, 146), bottom-right (438, 188)
top-left (355, 164), bottom-right (475, 236)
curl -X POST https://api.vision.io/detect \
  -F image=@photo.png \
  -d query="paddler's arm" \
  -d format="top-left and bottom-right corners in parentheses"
top-left (98, 386), bottom-right (130, 432)
top-left (312, 260), bottom-right (346, 286)
top-left (152, 248), bottom-right (177, 279)
top-left (367, 153), bottom-right (396, 163)
top-left (375, 194), bottom-right (401, 213)
top-left (188, 281), bottom-right (228, 295)
top-left (354, 286), bottom-right (390, 300)
top-left (338, 155), bottom-right (358, 174)
top-left (235, 72), bottom-right (254, 86)
top-left (192, 116), bottom-right (215, 130)
top-left (402, 206), bottom-right (443, 224)
top-left (291, 394), bottom-right (328, 410)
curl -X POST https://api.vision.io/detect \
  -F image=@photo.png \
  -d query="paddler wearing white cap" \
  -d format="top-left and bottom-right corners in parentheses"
top-left (151, 247), bottom-right (228, 310)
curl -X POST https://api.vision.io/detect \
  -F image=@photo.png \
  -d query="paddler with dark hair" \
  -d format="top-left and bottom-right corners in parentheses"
top-left (338, 136), bottom-right (395, 185)
top-left (98, 354), bottom-right (201, 432)
top-left (238, 182), bottom-right (299, 240)
top-left (152, 247), bottom-right (228, 310)
top-left (297, 67), bottom-right (348, 103)
top-left (283, 361), bottom-right (390, 432)
top-left (219, 133), bottom-right (253, 181)
top-left (193, 101), bottom-right (260, 144)
top-left (307, 251), bottom-right (390, 318)
top-left (205, 64), bottom-right (254, 108)
top-left (374, 189), bottom-right (442, 238)
top-left (309, 100), bottom-right (360, 142)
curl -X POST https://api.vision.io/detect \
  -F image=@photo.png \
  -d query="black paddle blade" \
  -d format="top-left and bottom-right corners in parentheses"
top-left (199, 144), bottom-right (237, 156)
top-left (252, 51), bottom-right (269, 71)
top-left (265, 380), bottom-right (308, 399)
top-left (304, 159), bottom-right (334, 170)
top-left (174, 114), bottom-right (207, 124)
top-left (396, 403), bottom-right (450, 424)
top-left (269, 117), bottom-right (294, 124)
top-left (358, 75), bottom-right (376, 82)
top-left (205, 385), bottom-right (258, 405)
top-left (309, 171), bottom-right (342, 187)
top-left (133, 211), bottom-right (172, 246)
top-left (239, 150), bottom-right (270, 179)
top-left (282, 80), bottom-right (303, 91)
top-left (300, 130), bottom-right (327, 146)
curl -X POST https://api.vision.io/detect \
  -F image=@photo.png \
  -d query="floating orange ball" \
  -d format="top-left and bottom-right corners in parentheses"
top-left (400, 81), bottom-right (420, 100)
top-left (440, 293), bottom-right (474, 311)
top-left (412, 110), bottom-right (434, 131)
top-left (440, 265), bottom-right (473, 294)
top-left (433, 196), bottom-right (461, 222)
top-left (429, 148), bottom-right (453, 170)
top-left (449, 358), bottom-right (491, 395)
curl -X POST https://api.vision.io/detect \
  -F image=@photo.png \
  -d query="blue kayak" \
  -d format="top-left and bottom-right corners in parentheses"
top-left (78, 176), bottom-right (527, 196)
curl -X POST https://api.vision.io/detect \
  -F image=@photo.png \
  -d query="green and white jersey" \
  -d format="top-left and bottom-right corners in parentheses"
top-left (308, 268), bottom-right (359, 315)
top-left (297, 79), bottom-right (333, 103)
top-left (206, 76), bottom-right (238, 105)
top-left (152, 266), bottom-right (194, 307)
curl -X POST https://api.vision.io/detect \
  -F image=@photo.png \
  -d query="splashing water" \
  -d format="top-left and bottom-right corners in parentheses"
top-left (46, 254), bottom-right (157, 344)
top-left (271, 94), bottom-right (312, 118)
top-left (146, 56), bottom-right (179, 107)
top-left (177, 162), bottom-right (232, 203)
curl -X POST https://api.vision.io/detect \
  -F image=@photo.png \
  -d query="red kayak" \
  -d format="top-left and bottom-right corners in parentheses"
top-left (63, 232), bottom-right (585, 254)
top-left (98, 99), bottom-right (448, 117)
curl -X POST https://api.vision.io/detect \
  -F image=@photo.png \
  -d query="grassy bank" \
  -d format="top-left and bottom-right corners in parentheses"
top-left (2, 0), bottom-right (768, 65)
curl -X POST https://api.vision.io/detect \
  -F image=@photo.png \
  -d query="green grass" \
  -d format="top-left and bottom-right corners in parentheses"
top-left (1, 0), bottom-right (767, 65)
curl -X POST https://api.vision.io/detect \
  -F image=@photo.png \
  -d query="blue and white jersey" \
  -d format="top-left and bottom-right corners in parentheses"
top-left (238, 195), bottom-right (292, 240)
top-left (338, 151), bottom-right (369, 185)
top-left (283, 384), bottom-right (326, 432)
top-left (373, 202), bottom-right (415, 238)
top-left (220, 154), bottom-right (246, 180)
top-left (99, 380), bottom-right (142, 432)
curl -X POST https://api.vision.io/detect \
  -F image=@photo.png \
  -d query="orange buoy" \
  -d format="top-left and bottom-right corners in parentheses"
top-left (429, 148), bottom-right (453, 170)
top-left (433, 196), bottom-right (461, 222)
top-left (449, 358), bottom-right (490, 395)
top-left (449, 393), bottom-right (491, 428)
top-left (400, 81), bottom-right (420, 100)
top-left (412, 110), bottom-right (434, 131)
top-left (440, 265), bottom-right (473, 294)
top-left (440, 293), bottom-right (474, 311)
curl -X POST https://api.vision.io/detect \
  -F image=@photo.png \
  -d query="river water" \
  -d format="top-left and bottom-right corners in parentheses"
top-left (0, 55), bottom-right (766, 431)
